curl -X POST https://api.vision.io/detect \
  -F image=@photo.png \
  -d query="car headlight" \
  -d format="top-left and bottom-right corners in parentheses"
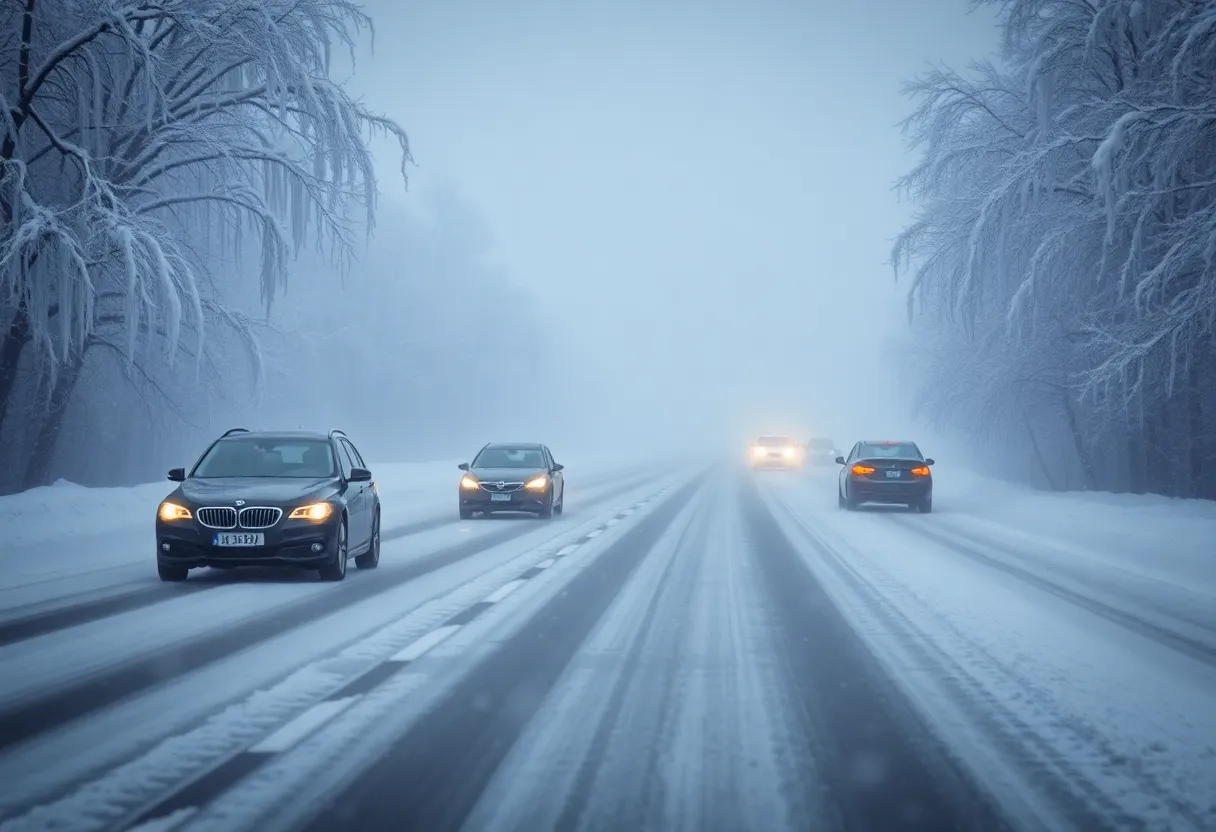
top-left (460, 475), bottom-right (480, 490)
top-left (751, 446), bottom-right (766, 457)
top-left (525, 475), bottom-right (549, 490)
top-left (159, 501), bottom-right (191, 521)
top-left (782, 447), bottom-right (796, 458)
top-left (289, 502), bottom-right (333, 521)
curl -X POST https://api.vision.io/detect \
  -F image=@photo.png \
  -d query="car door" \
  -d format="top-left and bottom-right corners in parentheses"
top-left (343, 438), bottom-right (377, 540)
top-left (545, 446), bottom-right (564, 503)
top-left (840, 443), bottom-right (858, 496)
top-left (336, 440), bottom-right (369, 552)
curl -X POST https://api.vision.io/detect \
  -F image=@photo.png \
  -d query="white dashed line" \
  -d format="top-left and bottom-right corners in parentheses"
top-left (483, 579), bottom-right (526, 604)
top-left (556, 543), bottom-right (580, 556)
top-left (534, 557), bottom-right (557, 569)
top-left (585, 529), bottom-right (603, 538)
top-left (606, 518), bottom-right (619, 526)
top-left (250, 696), bottom-right (360, 754)
top-left (391, 624), bottom-right (462, 662)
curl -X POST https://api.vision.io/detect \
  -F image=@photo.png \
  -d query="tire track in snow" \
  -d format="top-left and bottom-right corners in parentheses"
top-left (884, 514), bottom-right (1216, 669)
top-left (740, 475), bottom-right (1014, 832)
top-left (763, 482), bottom-right (1209, 832)
top-left (276, 474), bottom-right (710, 832)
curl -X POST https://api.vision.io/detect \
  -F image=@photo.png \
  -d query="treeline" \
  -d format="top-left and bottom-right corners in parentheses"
top-left (894, 0), bottom-right (1216, 498)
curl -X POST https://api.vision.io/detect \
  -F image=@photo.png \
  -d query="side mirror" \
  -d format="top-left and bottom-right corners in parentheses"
top-left (457, 462), bottom-right (470, 471)
top-left (552, 463), bottom-right (564, 472)
top-left (925, 458), bottom-right (935, 466)
top-left (349, 467), bottom-right (372, 482)
top-left (834, 456), bottom-right (846, 465)
top-left (168, 468), bottom-right (186, 482)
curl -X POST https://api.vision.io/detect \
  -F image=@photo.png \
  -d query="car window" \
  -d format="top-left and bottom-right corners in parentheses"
top-left (473, 447), bottom-right (547, 468)
top-left (341, 439), bottom-right (365, 469)
top-left (859, 442), bottom-right (923, 459)
top-left (193, 438), bottom-right (336, 478)
top-left (335, 441), bottom-right (355, 478)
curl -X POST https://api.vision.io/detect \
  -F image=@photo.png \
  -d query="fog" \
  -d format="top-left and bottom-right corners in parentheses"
top-left (11, 0), bottom-right (1213, 499)
top-left (346, 0), bottom-right (999, 454)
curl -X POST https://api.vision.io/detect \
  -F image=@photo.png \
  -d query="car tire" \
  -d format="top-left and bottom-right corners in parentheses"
top-left (538, 492), bottom-right (554, 519)
top-left (917, 495), bottom-right (933, 514)
top-left (158, 562), bottom-right (188, 582)
top-left (555, 488), bottom-right (564, 515)
top-left (459, 506), bottom-right (473, 520)
top-left (355, 510), bottom-right (380, 569)
top-left (318, 518), bottom-right (348, 581)
top-left (845, 488), bottom-right (860, 511)
top-left (837, 488), bottom-right (846, 509)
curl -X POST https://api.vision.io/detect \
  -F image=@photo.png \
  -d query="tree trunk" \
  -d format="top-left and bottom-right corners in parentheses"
top-left (21, 349), bottom-right (87, 490)
top-left (1062, 392), bottom-right (1097, 490)
top-left (0, 301), bottom-right (33, 434)
top-left (1024, 413), bottom-right (1060, 491)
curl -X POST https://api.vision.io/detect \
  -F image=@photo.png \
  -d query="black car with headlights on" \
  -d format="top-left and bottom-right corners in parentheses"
top-left (458, 442), bottom-right (565, 519)
top-left (837, 440), bottom-right (935, 513)
top-left (155, 428), bottom-right (381, 582)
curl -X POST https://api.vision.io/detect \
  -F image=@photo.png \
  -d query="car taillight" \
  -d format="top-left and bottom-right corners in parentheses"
top-left (910, 466), bottom-right (930, 476)
top-left (851, 464), bottom-right (875, 475)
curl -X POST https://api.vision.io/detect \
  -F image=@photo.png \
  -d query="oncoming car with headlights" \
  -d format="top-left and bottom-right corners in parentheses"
top-left (155, 428), bottom-right (381, 582)
top-left (458, 442), bottom-right (565, 519)
top-left (748, 435), bottom-right (804, 470)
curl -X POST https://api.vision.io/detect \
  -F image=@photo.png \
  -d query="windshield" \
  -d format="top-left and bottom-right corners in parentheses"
top-left (757, 436), bottom-right (793, 446)
top-left (858, 442), bottom-right (922, 460)
top-left (472, 447), bottom-right (547, 469)
top-left (192, 437), bottom-right (336, 478)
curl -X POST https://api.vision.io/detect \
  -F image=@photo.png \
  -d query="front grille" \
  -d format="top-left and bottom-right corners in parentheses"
top-left (479, 481), bottom-right (524, 493)
top-left (239, 507), bottom-right (282, 529)
top-left (197, 507), bottom-right (237, 529)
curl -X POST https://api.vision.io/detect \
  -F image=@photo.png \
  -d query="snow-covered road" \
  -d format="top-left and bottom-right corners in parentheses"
top-left (0, 463), bottom-right (1213, 832)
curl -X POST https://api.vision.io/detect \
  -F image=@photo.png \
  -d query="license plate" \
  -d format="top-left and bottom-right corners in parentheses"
top-left (885, 470), bottom-right (902, 479)
top-left (213, 532), bottom-right (264, 546)
top-left (490, 492), bottom-right (512, 502)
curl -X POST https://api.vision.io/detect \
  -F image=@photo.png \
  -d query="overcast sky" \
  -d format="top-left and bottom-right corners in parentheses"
top-left (344, 0), bottom-right (999, 447)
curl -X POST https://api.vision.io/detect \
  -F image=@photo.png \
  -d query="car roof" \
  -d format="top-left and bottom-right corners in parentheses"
top-left (861, 439), bottom-right (918, 446)
top-left (481, 442), bottom-right (545, 449)
top-left (220, 430), bottom-right (331, 442)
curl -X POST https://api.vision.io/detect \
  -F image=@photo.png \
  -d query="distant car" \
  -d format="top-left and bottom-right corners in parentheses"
top-left (155, 428), bottom-right (381, 582)
top-left (748, 435), bottom-right (805, 470)
top-left (805, 437), bottom-right (840, 466)
top-left (837, 440), bottom-right (934, 512)
top-left (458, 442), bottom-right (565, 519)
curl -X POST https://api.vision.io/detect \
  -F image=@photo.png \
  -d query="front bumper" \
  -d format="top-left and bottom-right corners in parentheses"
top-left (460, 486), bottom-right (550, 513)
top-left (849, 477), bottom-right (931, 504)
top-left (156, 515), bottom-right (340, 569)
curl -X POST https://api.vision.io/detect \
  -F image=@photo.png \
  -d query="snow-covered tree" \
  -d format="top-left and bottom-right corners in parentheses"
top-left (894, 0), bottom-right (1216, 497)
top-left (0, 0), bottom-right (409, 488)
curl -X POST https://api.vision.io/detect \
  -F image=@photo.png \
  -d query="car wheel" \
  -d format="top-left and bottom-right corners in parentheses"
top-left (837, 487), bottom-right (846, 509)
top-left (158, 562), bottom-right (188, 582)
top-left (355, 509), bottom-right (380, 569)
top-left (538, 491), bottom-right (554, 519)
top-left (319, 518), bottom-right (348, 581)
top-left (845, 487), bottom-right (859, 511)
top-left (917, 495), bottom-right (933, 514)
top-left (555, 488), bottom-right (564, 515)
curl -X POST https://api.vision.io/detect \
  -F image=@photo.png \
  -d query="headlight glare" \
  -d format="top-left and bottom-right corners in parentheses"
top-left (460, 475), bottom-right (480, 490)
top-left (289, 502), bottom-right (333, 521)
top-left (525, 475), bottom-right (549, 490)
top-left (159, 501), bottom-right (191, 521)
